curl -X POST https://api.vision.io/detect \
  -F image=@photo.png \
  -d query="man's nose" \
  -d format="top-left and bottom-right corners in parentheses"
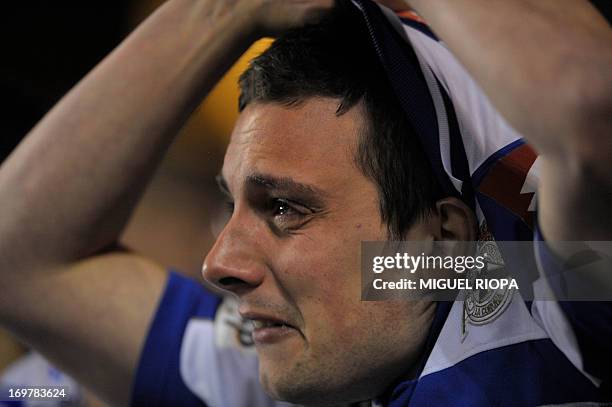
top-left (202, 217), bottom-right (267, 297)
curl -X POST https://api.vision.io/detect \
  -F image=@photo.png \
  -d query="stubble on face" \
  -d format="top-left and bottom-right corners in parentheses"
top-left (262, 300), bottom-right (435, 406)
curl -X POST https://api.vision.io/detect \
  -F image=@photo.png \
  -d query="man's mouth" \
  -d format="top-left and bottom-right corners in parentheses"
top-left (252, 320), bottom-right (294, 330)
top-left (240, 311), bottom-right (301, 345)
top-left (251, 320), bottom-right (298, 345)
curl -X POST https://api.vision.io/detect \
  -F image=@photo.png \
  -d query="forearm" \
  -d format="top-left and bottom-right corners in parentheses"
top-left (408, 0), bottom-right (612, 158)
top-left (0, 0), bottom-right (255, 275)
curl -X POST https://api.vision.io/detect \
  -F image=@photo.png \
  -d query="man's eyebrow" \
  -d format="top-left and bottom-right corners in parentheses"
top-left (246, 173), bottom-right (328, 207)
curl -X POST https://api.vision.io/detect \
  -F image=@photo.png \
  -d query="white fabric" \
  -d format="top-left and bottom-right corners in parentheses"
top-left (420, 293), bottom-right (548, 378)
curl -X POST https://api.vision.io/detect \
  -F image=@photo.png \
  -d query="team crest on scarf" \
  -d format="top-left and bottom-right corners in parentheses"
top-left (461, 224), bottom-right (514, 339)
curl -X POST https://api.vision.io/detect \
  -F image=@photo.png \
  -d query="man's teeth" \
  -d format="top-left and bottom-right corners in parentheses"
top-left (252, 320), bottom-right (289, 329)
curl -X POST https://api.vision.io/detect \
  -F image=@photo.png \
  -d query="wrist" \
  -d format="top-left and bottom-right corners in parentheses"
top-left (177, 0), bottom-right (263, 46)
top-left (218, 0), bottom-right (264, 44)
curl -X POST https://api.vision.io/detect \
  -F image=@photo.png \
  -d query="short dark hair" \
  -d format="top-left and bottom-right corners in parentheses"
top-left (238, 3), bottom-right (445, 238)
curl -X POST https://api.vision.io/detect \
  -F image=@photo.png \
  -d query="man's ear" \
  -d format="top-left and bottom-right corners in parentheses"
top-left (432, 197), bottom-right (477, 241)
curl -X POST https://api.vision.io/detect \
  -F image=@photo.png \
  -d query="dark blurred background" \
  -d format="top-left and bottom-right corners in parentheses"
top-left (1, 2), bottom-right (132, 162)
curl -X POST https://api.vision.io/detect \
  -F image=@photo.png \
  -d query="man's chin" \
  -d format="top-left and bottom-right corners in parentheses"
top-left (259, 366), bottom-right (325, 406)
top-left (259, 366), bottom-right (366, 407)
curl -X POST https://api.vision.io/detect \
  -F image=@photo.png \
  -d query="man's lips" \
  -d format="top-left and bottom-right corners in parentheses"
top-left (251, 319), bottom-right (293, 329)
top-left (239, 310), bottom-right (301, 345)
top-left (240, 311), bottom-right (297, 330)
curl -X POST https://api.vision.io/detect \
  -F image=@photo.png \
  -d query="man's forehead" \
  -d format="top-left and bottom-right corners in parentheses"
top-left (222, 98), bottom-right (365, 192)
top-left (229, 98), bottom-right (363, 153)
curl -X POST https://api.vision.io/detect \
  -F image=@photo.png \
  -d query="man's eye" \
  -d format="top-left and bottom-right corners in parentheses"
top-left (269, 198), bottom-right (311, 233)
top-left (271, 199), bottom-right (299, 217)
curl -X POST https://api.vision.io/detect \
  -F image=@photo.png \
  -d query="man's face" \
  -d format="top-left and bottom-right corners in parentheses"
top-left (203, 98), bottom-right (434, 405)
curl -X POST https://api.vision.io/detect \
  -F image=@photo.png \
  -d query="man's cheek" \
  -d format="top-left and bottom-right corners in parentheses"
top-left (275, 246), bottom-right (356, 293)
top-left (301, 278), bottom-right (364, 339)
